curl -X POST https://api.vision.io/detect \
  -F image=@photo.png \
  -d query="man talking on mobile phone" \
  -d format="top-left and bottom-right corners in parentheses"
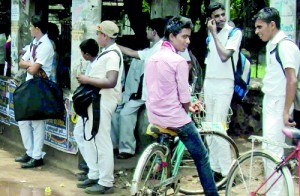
top-left (204, 2), bottom-right (242, 182)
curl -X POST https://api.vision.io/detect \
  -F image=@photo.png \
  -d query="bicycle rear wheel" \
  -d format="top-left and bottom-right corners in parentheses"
top-left (226, 150), bottom-right (294, 196)
top-left (179, 130), bottom-right (239, 194)
top-left (131, 143), bottom-right (171, 196)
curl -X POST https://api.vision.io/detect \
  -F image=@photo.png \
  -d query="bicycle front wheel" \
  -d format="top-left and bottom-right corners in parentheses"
top-left (226, 150), bottom-right (294, 196)
top-left (131, 143), bottom-right (170, 196)
top-left (179, 130), bottom-right (239, 195)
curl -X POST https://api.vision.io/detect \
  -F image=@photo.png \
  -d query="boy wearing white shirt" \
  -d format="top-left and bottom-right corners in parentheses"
top-left (16, 15), bottom-right (54, 168)
top-left (254, 7), bottom-right (300, 195)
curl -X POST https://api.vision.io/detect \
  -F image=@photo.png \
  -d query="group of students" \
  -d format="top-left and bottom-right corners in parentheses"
top-left (12, 1), bottom-right (300, 195)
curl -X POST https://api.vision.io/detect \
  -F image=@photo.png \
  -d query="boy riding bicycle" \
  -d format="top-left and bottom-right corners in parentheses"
top-left (145, 16), bottom-right (218, 196)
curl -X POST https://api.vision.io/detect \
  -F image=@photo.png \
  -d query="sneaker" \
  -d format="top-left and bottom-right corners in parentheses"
top-left (77, 178), bottom-right (98, 189)
top-left (85, 184), bottom-right (114, 194)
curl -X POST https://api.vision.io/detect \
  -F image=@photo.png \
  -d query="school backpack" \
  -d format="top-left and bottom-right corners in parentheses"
top-left (274, 38), bottom-right (300, 110)
top-left (228, 28), bottom-right (252, 101)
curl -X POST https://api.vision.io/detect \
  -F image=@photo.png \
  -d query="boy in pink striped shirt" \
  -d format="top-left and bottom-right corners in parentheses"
top-left (145, 16), bottom-right (218, 196)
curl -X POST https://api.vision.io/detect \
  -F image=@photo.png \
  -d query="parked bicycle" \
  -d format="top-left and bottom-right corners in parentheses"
top-left (226, 127), bottom-right (299, 195)
top-left (130, 89), bottom-right (239, 195)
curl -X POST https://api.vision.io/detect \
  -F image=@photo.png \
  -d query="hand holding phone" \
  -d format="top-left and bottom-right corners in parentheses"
top-left (207, 18), bottom-right (216, 33)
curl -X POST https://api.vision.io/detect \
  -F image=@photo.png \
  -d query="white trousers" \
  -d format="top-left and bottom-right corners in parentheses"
top-left (18, 120), bottom-right (46, 159)
top-left (111, 99), bottom-right (145, 154)
top-left (74, 117), bottom-right (89, 164)
top-left (203, 78), bottom-right (234, 176)
top-left (84, 99), bottom-right (117, 187)
top-left (262, 95), bottom-right (286, 195)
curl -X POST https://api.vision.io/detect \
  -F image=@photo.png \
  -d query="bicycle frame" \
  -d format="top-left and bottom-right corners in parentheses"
top-left (247, 133), bottom-right (299, 195)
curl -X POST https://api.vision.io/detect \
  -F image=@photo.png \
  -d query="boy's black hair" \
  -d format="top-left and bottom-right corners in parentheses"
top-left (253, 7), bottom-right (281, 29)
top-left (147, 18), bottom-right (167, 38)
top-left (207, 2), bottom-right (225, 17)
top-left (79, 39), bottom-right (99, 57)
top-left (164, 16), bottom-right (193, 41)
top-left (31, 15), bottom-right (48, 34)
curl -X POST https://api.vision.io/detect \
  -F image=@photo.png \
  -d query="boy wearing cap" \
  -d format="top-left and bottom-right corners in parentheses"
top-left (76, 20), bottom-right (123, 194)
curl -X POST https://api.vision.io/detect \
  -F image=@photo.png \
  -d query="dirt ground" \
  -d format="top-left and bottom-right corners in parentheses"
top-left (0, 136), bottom-right (255, 196)
top-left (0, 136), bottom-right (253, 196)
top-left (0, 146), bottom-right (137, 196)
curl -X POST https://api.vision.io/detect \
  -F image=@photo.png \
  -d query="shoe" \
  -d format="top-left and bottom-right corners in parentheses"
top-left (85, 184), bottom-right (114, 194)
top-left (77, 178), bottom-right (98, 189)
top-left (78, 162), bottom-right (89, 173)
top-left (15, 154), bottom-right (31, 163)
top-left (21, 158), bottom-right (44, 168)
top-left (117, 152), bottom-right (134, 159)
top-left (113, 149), bottom-right (119, 155)
top-left (213, 171), bottom-right (224, 183)
top-left (77, 173), bottom-right (88, 181)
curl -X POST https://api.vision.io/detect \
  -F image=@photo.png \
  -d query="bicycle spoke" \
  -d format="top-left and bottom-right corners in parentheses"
top-left (226, 151), bottom-right (294, 196)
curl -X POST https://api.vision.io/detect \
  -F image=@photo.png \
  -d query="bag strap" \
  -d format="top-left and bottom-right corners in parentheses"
top-left (228, 28), bottom-right (240, 80)
top-left (231, 56), bottom-right (236, 80)
top-left (97, 49), bottom-right (122, 67)
top-left (83, 94), bottom-right (101, 141)
top-left (271, 37), bottom-right (294, 77)
top-left (228, 27), bottom-right (242, 80)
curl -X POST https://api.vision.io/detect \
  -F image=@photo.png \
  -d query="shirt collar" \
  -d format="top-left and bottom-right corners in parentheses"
top-left (102, 43), bottom-right (117, 52)
top-left (162, 41), bottom-right (177, 53)
top-left (33, 34), bottom-right (48, 45)
top-left (270, 30), bottom-right (287, 45)
top-left (152, 39), bottom-right (163, 48)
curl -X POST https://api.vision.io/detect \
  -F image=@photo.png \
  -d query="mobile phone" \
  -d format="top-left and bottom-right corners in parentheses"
top-left (205, 17), bottom-right (211, 24)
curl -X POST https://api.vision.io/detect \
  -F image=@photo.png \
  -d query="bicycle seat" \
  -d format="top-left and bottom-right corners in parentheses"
top-left (146, 124), bottom-right (178, 138)
top-left (282, 127), bottom-right (300, 140)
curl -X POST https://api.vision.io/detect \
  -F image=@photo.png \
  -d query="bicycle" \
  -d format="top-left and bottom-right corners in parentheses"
top-left (226, 127), bottom-right (300, 195)
top-left (130, 90), bottom-right (239, 195)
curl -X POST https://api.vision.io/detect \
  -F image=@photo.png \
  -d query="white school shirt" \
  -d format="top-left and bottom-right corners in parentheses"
top-left (262, 30), bottom-right (300, 96)
top-left (138, 39), bottom-right (163, 101)
top-left (22, 34), bottom-right (54, 81)
top-left (205, 23), bottom-right (242, 80)
top-left (88, 43), bottom-right (124, 103)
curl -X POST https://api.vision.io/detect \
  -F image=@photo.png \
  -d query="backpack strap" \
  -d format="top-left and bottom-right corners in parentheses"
top-left (83, 94), bottom-right (101, 141)
top-left (96, 49), bottom-right (122, 67)
top-left (228, 28), bottom-right (242, 79)
top-left (271, 37), bottom-right (294, 77)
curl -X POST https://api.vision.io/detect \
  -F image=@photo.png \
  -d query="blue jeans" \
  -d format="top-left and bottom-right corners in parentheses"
top-left (176, 121), bottom-right (219, 196)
